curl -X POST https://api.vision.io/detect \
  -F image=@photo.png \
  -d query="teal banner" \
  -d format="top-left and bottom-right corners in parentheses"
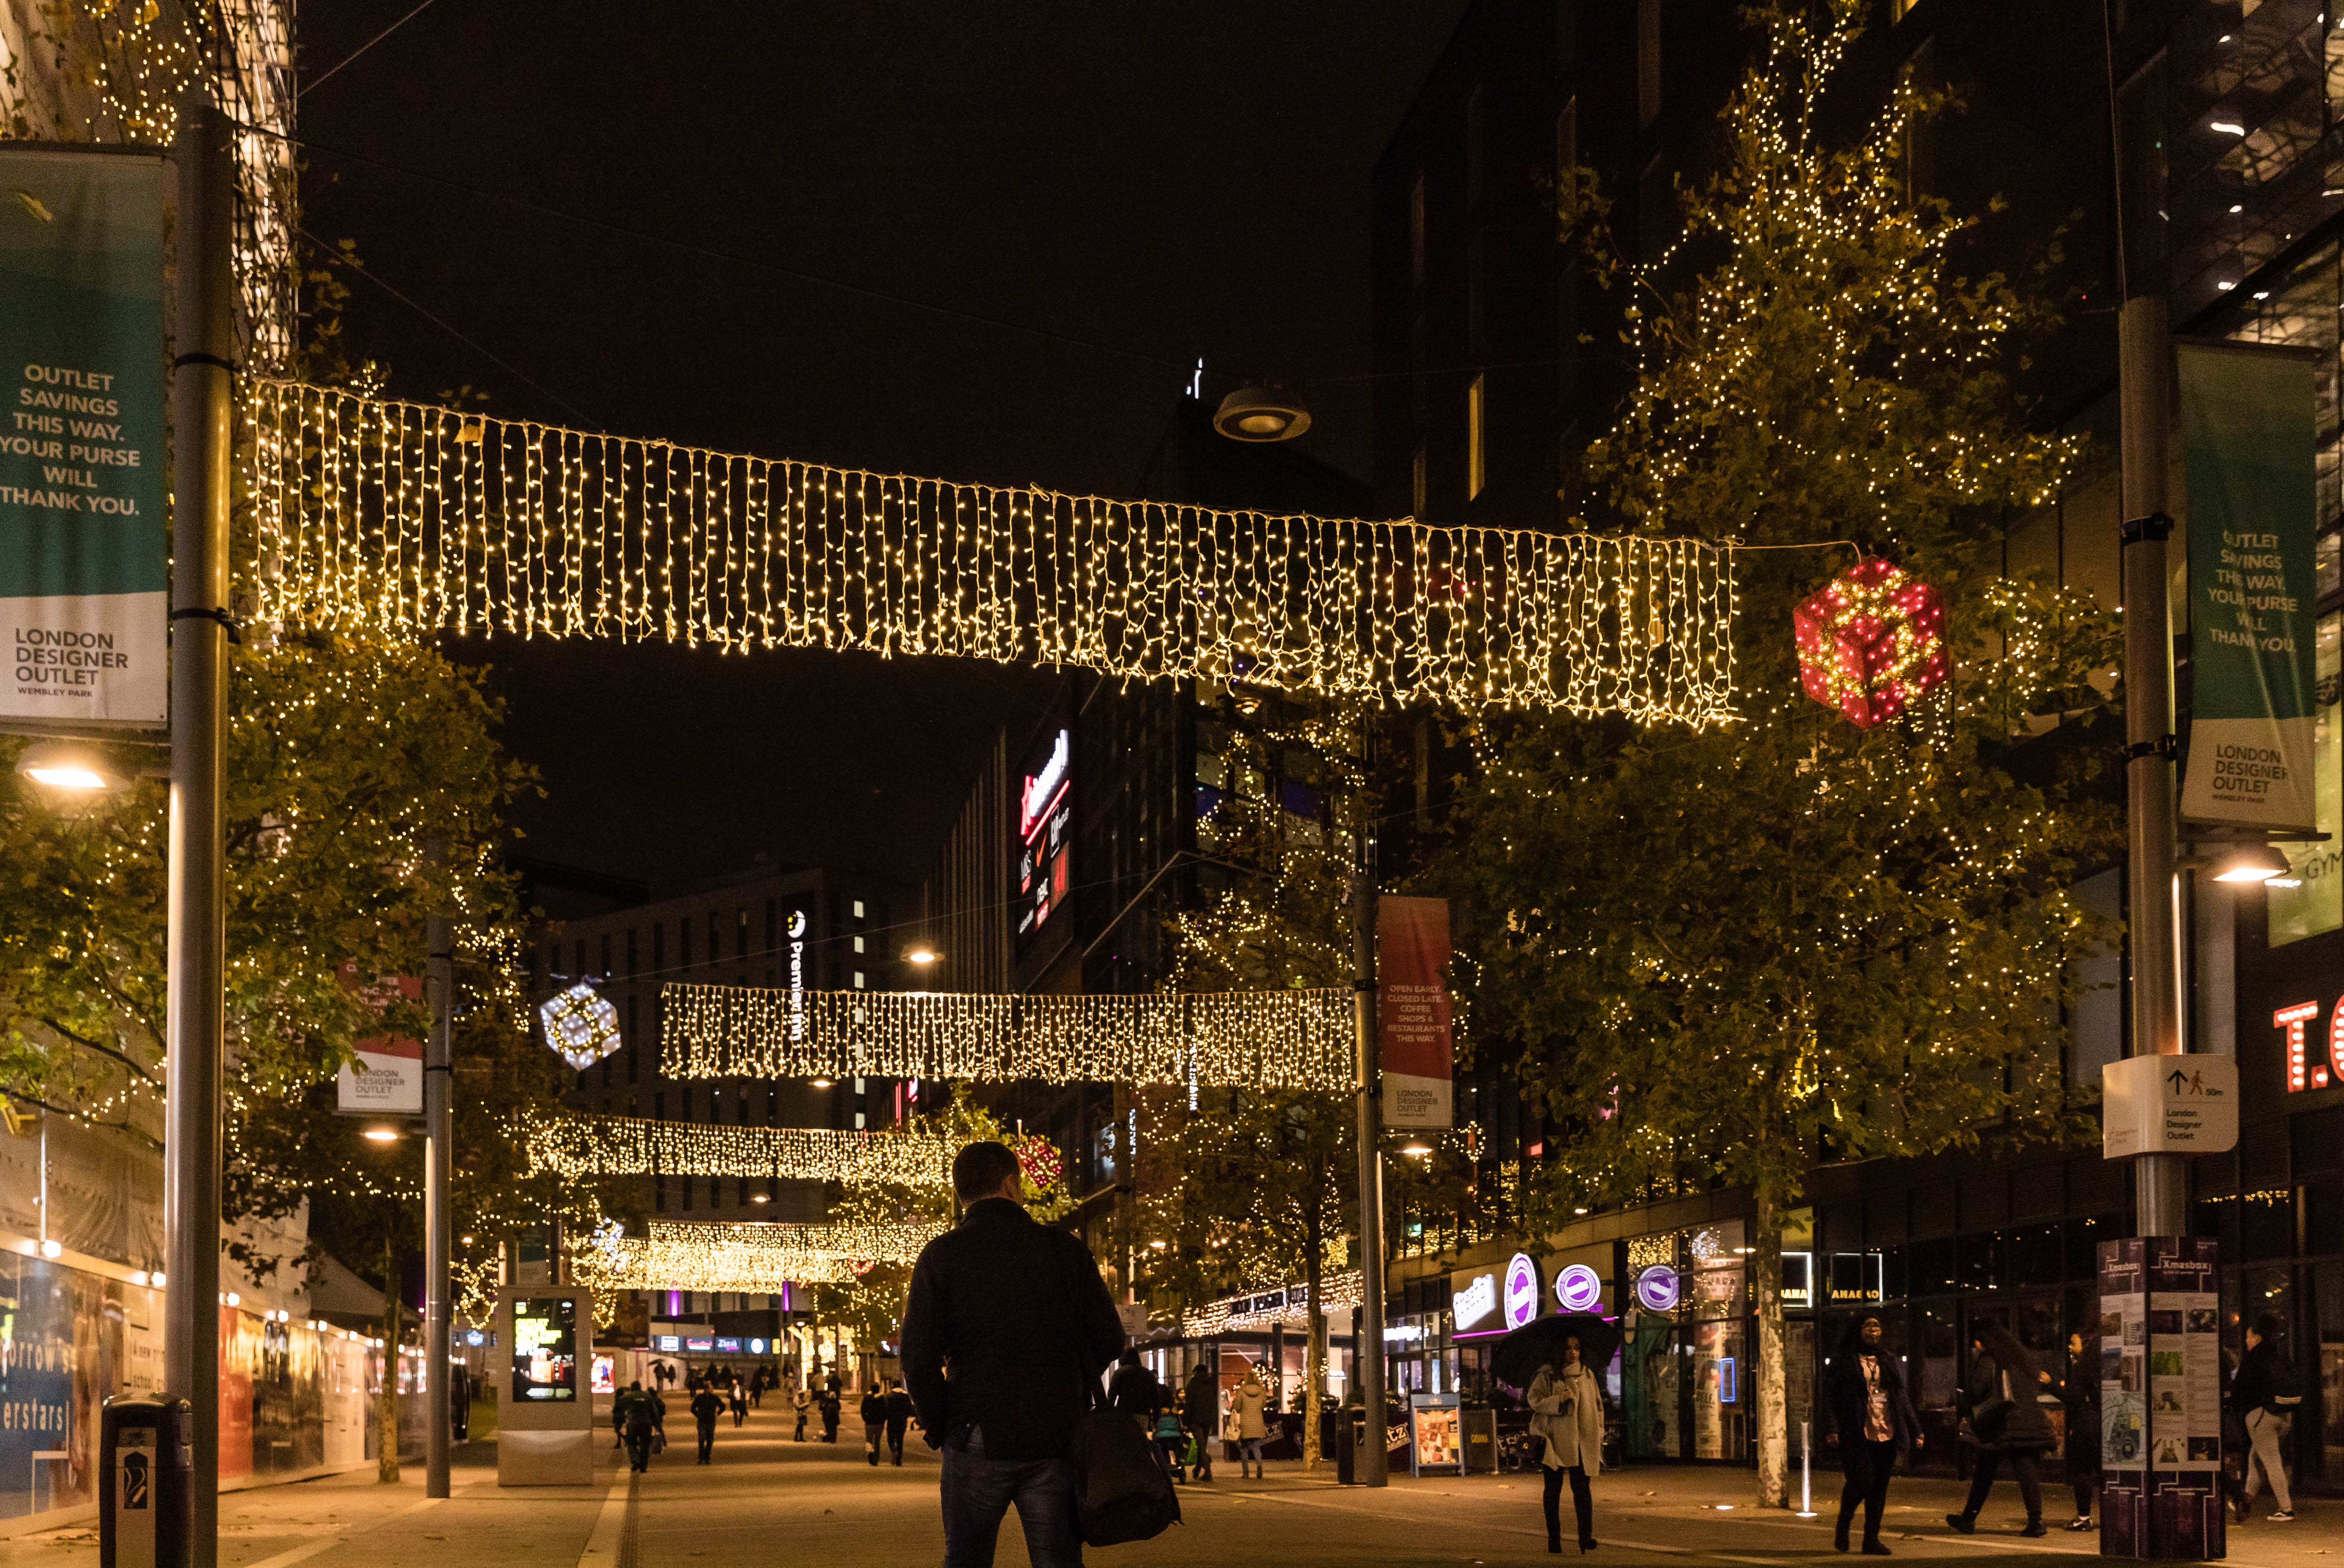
top-left (0, 147), bottom-right (168, 728)
top-left (2179, 342), bottom-right (2320, 833)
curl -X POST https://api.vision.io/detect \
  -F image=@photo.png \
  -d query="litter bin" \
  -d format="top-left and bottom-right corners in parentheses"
top-left (1337, 1409), bottom-right (1357, 1485)
top-left (102, 1395), bottom-right (191, 1568)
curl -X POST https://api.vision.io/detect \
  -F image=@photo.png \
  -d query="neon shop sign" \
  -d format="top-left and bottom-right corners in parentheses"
top-left (2273, 1000), bottom-right (2344, 1092)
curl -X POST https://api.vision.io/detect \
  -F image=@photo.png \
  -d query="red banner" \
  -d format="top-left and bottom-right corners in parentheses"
top-left (1377, 896), bottom-right (1453, 1128)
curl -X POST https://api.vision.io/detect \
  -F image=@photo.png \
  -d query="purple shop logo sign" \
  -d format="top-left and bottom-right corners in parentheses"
top-left (1634, 1264), bottom-right (1681, 1313)
top-left (1554, 1263), bottom-right (1604, 1314)
top-left (1503, 1253), bottom-right (1541, 1328)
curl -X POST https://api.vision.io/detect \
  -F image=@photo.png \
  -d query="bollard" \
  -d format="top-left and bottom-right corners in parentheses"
top-left (1796, 1418), bottom-right (1818, 1518)
top-left (102, 1395), bottom-right (192, 1568)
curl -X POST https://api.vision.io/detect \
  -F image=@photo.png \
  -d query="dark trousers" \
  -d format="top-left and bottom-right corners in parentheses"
top-left (695, 1418), bottom-right (716, 1463)
top-left (887, 1418), bottom-right (909, 1464)
top-left (795, 1409), bottom-right (807, 1440)
top-left (939, 1428), bottom-right (1082, 1568)
top-left (1961, 1448), bottom-right (2043, 1523)
top-left (624, 1430), bottom-right (654, 1472)
top-left (1837, 1440), bottom-right (1898, 1543)
top-left (1543, 1463), bottom-right (1593, 1546)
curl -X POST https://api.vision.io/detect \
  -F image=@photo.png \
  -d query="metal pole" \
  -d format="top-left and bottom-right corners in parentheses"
top-left (424, 900), bottom-right (453, 1497)
top-left (2119, 294), bottom-right (2190, 1239)
top-left (166, 95), bottom-right (234, 1568)
top-left (1797, 1419), bottom-right (1816, 1517)
top-left (1352, 832), bottom-right (1387, 1487)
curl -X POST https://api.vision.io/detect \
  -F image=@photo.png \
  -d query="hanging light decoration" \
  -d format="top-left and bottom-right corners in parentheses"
top-left (518, 1111), bottom-right (962, 1184)
top-left (538, 982), bottom-right (622, 1072)
top-left (1792, 559), bottom-right (1948, 728)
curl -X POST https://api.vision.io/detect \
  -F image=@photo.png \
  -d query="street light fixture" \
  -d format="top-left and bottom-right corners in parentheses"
top-left (362, 1124), bottom-right (402, 1142)
top-left (1211, 384), bottom-right (1312, 443)
top-left (15, 739), bottom-right (129, 792)
top-left (1398, 1138), bottom-right (1434, 1158)
top-left (906, 949), bottom-right (939, 966)
top-left (2206, 841), bottom-right (2293, 883)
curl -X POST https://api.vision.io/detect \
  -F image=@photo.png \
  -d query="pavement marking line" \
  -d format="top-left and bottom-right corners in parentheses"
top-left (576, 1471), bottom-right (633, 1568)
top-left (1180, 1486), bottom-right (1781, 1565)
top-left (238, 1536), bottom-right (350, 1568)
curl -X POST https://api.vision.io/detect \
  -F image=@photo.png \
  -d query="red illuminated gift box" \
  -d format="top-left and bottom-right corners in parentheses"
top-left (1792, 559), bottom-right (1948, 728)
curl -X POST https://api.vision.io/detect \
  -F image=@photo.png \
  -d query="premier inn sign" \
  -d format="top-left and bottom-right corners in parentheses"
top-left (0, 147), bottom-right (169, 730)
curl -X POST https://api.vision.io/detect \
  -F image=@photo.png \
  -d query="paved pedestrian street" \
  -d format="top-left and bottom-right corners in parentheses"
top-left (0, 1403), bottom-right (2333, 1568)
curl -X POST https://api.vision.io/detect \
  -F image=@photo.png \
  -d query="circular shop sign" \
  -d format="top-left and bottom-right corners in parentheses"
top-left (1503, 1253), bottom-right (1542, 1328)
top-left (1554, 1263), bottom-right (1605, 1314)
top-left (1634, 1264), bottom-right (1682, 1313)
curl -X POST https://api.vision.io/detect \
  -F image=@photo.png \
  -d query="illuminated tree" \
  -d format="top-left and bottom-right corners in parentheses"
top-left (1443, 0), bottom-right (2120, 1506)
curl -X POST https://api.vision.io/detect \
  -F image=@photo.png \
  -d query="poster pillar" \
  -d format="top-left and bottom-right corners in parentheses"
top-left (2100, 1238), bottom-right (2225, 1559)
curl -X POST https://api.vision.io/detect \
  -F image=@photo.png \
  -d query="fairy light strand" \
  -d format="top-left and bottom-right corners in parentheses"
top-left (241, 380), bottom-right (1738, 721)
top-left (520, 1112), bottom-right (960, 1185)
top-left (658, 983), bottom-right (1355, 1089)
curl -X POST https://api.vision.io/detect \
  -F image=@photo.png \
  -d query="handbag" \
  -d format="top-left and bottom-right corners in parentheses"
top-left (1057, 1249), bottom-right (1180, 1546)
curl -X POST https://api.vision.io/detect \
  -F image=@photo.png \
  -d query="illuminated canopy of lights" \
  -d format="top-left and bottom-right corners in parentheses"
top-left (520, 1112), bottom-right (959, 1185)
top-left (659, 985), bottom-right (1354, 1089)
top-left (1174, 1270), bottom-right (1364, 1339)
top-left (243, 381), bottom-right (1736, 723)
top-left (646, 1220), bottom-right (943, 1263)
top-left (576, 1237), bottom-right (856, 1292)
top-left (539, 983), bottom-right (622, 1072)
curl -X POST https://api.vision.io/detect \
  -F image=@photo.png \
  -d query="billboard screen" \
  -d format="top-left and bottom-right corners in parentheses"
top-left (1016, 725), bottom-right (1073, 953)
top-left (510, 1297), bottom-right (580, 1402)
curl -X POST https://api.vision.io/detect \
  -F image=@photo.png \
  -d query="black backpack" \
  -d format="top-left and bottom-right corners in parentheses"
top-left (1057, 1245), bottom-right (1180, 1546)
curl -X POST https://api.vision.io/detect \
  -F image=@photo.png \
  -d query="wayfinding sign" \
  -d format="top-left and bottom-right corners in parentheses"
top-left (0, 147), bottom-right (168, 730)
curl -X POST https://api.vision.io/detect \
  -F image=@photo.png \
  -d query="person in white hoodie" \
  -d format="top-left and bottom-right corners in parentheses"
top-left (1528, 1335), bottom-right (1605, 1554)
top-left (1227, 1364), bottom-right (1271, 1479)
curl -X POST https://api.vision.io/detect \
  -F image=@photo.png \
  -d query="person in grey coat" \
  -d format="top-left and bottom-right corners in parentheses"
top-left (1528, 1334), bottom-right (1605, 1554)
top-left (1945, 1324), bottom-right (2053, 1538)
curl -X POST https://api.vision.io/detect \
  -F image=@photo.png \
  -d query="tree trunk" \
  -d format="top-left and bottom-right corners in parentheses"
top-left (1753, 1167), bottom-right (1786, 1508)
top-left (379, 1238), bottom-right (401, 1482)
top-left (1302, 1213), bottom-right (1323, 1468)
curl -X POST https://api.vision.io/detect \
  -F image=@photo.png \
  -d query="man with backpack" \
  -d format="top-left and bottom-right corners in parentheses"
top-left (2233, 1313), bottom-right (2302, 1522)
top-left (616, 1380), bottom-right (666, 1473)
top-left (901, 1140), bottom-right (1126, 1568)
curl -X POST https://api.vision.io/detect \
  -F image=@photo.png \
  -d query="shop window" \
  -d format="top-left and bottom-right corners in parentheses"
top-left (1908, 1237), bottom-right (1956, 1296)
top-left (2242, 1192), bottom-right (2295, 1261)
top-left (1957, 1233), bottom-right (2007, 1294)
top-left (2008, 1225), bottom-right (2062, 1287)
top-left (2312, 1261), bottom-right (2344, 1480)
top-left (2307, 1177), bottom-right (2344, 1257)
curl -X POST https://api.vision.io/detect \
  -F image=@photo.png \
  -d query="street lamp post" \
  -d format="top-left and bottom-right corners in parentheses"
top-left (165, 95), bottom-right (234, 1568)
top-left (424, 904), bottom-right (453, 1498)
top-left (1350, 747), bottom-right (1388, 1488)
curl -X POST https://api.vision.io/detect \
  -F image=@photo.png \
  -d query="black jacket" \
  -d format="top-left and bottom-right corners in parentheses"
top-left (862, 1390), bottom-right (889, 1424)
top-left (2231, 1343), bottom-right (2291, 1415)
top-left (1108, 1363), bottom-right (1159, 1414)
top-left (900, 1197), bottom-right (1126, 1460)
top-left (1181, 1371), bottom-right (1219, 1432)
top-left (690, 1390), bottom-right (722, 1425)
top-left (885, 1388), bottom-right (913, 1426)
top-left (1824, 1347), bottom-right (1920, 1454)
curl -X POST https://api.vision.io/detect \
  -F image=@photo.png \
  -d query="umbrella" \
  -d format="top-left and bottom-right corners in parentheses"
top-left (1492, 1313), bottom-right (1622, 1390)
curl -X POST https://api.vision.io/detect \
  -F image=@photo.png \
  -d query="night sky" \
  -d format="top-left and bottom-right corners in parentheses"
top-left (295, 1), bottom-right (1468, 895)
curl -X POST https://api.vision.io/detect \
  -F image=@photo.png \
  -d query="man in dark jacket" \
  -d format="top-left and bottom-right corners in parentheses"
top-left (886, 1379), bottom-right (914, 1465)
top-left (616, 1381), bottom-right (665, 1473)
top-left (690, 1383), bottom-right (724, 1464)
top-left (1108, 1348), bottom-right (1158, 1428)
top-left (2232, 1313), bottom-right (2298, 1521)
top-left (863, 1383), bottom-right (891, 1466)
top-left (1181, 1364), bottom-right (1219, 1483)
top-left (902, 1140), bottom-right (1125, 1568)
top-left (1946, 1325), bottom-right (2053, 1538)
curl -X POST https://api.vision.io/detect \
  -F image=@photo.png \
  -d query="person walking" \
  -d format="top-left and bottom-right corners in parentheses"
top-left (1528, 1332), bottom-right (1605, 1554)
top-left (730, 1377), bottom-right (748, 1428)
top-left (900, 1140), bottom-right (1126, 1568)
top-left (819, 1384), bottom-right (842, 1443)
top-left (1824, 1312), bottom-right (1922, 1555)
top-left (1108, 1347), bottom-right (1158, 1430)
top-left (691, 1381), bottom-right (723, 1464)
top-left (793, 1383), bottom-right (811, 1442)
top-left (1946, 1323), bottom-right (2052, 1538)
top-left (2054, 1331), bottom-right (2100, 1531)
top-left (1229, 1363), bottom-right (1270, 1479)
top-left (2233, 1313), bottom-right (2301, 1523)
top-left (617, 1380), bottom-right (665, 1473)
top-left (886, 1379), bottom-right (914, 1465)
top-left (863, 1381), bottom-right (891, 1465)
top-left (1181, 1364), bottom-right (1219, 1482)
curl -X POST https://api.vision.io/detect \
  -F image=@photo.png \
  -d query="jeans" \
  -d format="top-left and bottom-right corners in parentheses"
top-left (939, 1427), bottom-right (1083, 1568)
top-left (696, 1419), bottom-right (716, 1463)
top-left (888, 1419), bottom-right (909, 1464)
top-left (1837, 1440), bottom-right (1898, 1544)
top-left (1960, 1448), bottom-right (2043, 1523)
top-left (2244, 1409), bottom-right (2294, 1513)
top-left (1543, 1463), bottom-right (1593, 1546)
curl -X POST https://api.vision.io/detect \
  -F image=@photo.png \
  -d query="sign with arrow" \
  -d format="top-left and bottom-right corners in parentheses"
top-left (2102, 1054), bottom-right (2239, 1159)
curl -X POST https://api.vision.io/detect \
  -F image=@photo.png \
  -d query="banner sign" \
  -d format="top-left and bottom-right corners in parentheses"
top-left (2179, 342), bottom-right (2319, 832)
top-left (1377, 895), bottom-right (1453, 1128)
top-left (2099, 1236), bottom-right (2224, 1560)
top-left (335, 966), bottom-right (424, 1116)
top-left (0, 147), bottom-right (168, 730)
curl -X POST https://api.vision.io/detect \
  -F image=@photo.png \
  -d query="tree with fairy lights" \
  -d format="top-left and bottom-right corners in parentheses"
top-left (1440, 1), bottom-right (2122, 1507)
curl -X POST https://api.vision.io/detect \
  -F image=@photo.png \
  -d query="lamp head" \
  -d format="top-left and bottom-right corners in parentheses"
top-left (15, 740), bottom-right (128, 793)
top-left (1212, 385), bottom-right (1312, 443)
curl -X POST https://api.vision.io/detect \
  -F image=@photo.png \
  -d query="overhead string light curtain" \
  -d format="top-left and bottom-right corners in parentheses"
top-left (242, 381), bottom-right (1736, 722)
top-left (519, 1112), bottom-right (960, 1184)
top-left (659, 983), bottom-right (1356, 1089)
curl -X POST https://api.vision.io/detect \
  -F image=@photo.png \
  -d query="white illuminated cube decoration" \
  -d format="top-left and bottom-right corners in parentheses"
top-left (541, 983), bottom-right (622, 1072)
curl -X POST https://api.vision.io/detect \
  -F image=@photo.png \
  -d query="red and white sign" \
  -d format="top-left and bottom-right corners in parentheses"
top-left (2274, 999), bottom-right (2342, 1092)
top-left (336, 966), bottom-right (424, 1115)
top-left (1378, 896), bottom-right (1453, 1129)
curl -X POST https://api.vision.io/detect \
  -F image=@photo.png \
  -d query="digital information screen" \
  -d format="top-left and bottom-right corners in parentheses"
top-left (1016, 726), bottom-right (1072, 953)
top-left (511, 1297), bottom-right (579, 1402)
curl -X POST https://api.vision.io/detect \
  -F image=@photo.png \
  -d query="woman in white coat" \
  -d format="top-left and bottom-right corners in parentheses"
top-left (1528, 1334), bottom-right (1605, 1553)
top-left (1228, 1364), bottom-right (1271, 1478)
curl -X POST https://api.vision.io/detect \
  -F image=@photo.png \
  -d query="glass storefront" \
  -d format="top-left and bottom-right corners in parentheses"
top-left (1622, 1221), bottom-right (1748, 1461)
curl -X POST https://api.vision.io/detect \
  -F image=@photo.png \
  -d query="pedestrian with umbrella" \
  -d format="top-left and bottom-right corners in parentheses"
top-left (1496, 1314), bottom-right (1618, 1555)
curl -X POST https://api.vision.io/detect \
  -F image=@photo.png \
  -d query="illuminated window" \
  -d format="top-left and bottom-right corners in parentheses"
top-left (1467, 374), bottom-right (1487, 501)
top-left (853, 971), bottom-right (866, 989)
top-left (853, 899), bottom-right (865, 919)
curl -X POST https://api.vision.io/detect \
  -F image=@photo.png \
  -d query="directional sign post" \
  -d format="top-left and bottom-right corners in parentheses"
top-left (2101, 1055), bottom-right (2240, 1160)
